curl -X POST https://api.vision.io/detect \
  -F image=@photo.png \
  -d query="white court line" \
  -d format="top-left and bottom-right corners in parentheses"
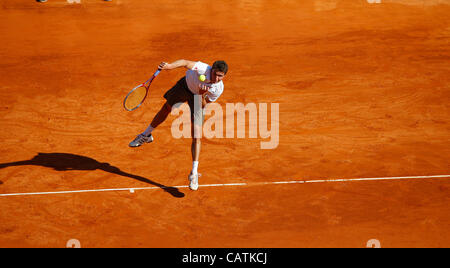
top-left (0, 175), bottom-right (449, 197)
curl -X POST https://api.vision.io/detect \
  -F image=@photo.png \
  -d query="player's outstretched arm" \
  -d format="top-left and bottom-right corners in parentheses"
top-left (159, 59), bottom-right (196, 70)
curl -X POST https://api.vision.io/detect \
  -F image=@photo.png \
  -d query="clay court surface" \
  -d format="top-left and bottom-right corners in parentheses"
top-left (0, 0), bottom-right (449, 248)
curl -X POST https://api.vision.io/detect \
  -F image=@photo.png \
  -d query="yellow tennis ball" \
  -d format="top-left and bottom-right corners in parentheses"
top-left (199, 74), bottom-right (206, 82)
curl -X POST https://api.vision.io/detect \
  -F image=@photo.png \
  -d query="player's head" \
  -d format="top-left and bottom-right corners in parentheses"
top-left (211, 60), bottom-right (228, 83)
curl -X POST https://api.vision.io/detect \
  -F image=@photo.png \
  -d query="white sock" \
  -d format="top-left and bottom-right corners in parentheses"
top-left (142, 125), bottom-right (154, 137)
top-left (192, 161), bottom-right (199, 175)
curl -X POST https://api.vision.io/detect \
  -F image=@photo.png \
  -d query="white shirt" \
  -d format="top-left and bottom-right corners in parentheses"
top-left (185, 61), bottom-right (224, 102)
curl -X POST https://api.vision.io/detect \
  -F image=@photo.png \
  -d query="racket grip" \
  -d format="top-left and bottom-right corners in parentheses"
top-left (154, 69), bottom-right (161, 76)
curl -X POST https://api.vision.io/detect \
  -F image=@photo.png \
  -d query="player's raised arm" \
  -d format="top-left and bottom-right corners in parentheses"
top-left (158, 59), bottom-right (196, 70)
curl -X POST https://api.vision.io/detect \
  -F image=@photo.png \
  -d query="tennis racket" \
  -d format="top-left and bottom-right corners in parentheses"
top-left (123, 69), bottom-right (161, 111)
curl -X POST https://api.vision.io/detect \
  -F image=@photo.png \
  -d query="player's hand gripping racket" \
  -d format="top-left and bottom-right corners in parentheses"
top-left (123, 69), bottom-right (161, 111)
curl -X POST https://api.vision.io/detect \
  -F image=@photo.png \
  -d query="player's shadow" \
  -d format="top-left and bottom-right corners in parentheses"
top-left (0, 152), bottom-right (184, 198)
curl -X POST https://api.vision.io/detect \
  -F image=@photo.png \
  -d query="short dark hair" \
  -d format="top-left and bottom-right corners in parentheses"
top-left (212, 60), bottom-right (228, 74)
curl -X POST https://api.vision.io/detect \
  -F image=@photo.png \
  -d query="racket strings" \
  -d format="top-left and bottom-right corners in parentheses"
top-left (124, 85), bottom-right (147, 111)
top-left (123, 70), bottom-right (160, 111)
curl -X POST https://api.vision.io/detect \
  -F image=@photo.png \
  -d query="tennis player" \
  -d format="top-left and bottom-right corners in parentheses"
top-left (129, 59), bottom-right (228, 191)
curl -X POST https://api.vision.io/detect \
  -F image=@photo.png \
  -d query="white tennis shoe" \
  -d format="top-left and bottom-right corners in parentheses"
top-left (188, 173), bottom-right (200, 191)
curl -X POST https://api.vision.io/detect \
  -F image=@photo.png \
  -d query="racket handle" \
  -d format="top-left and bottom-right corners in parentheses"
top-left (154, 69), bottom-right (161, 76)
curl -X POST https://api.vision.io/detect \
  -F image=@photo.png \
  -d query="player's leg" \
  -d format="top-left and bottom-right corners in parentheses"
top-left (129, 77), bottom-right (189, 148)
top-left (191, 126), bottom-right (201, 171)
top-left (144, 102), bottom-right (172, 135)
top-left (187, 95), bottom-right (204, 191)
top-left (188, 126), bottom-right (201, 191)
top-left (129, 102), bottom-right (172, 147)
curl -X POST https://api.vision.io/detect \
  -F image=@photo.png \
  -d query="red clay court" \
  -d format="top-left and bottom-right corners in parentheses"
top-left (0, 0), bottom-right (449, 248)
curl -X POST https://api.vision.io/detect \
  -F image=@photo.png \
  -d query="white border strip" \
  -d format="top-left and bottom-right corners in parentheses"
top-left (0, 175), bottom-right (449, 197)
